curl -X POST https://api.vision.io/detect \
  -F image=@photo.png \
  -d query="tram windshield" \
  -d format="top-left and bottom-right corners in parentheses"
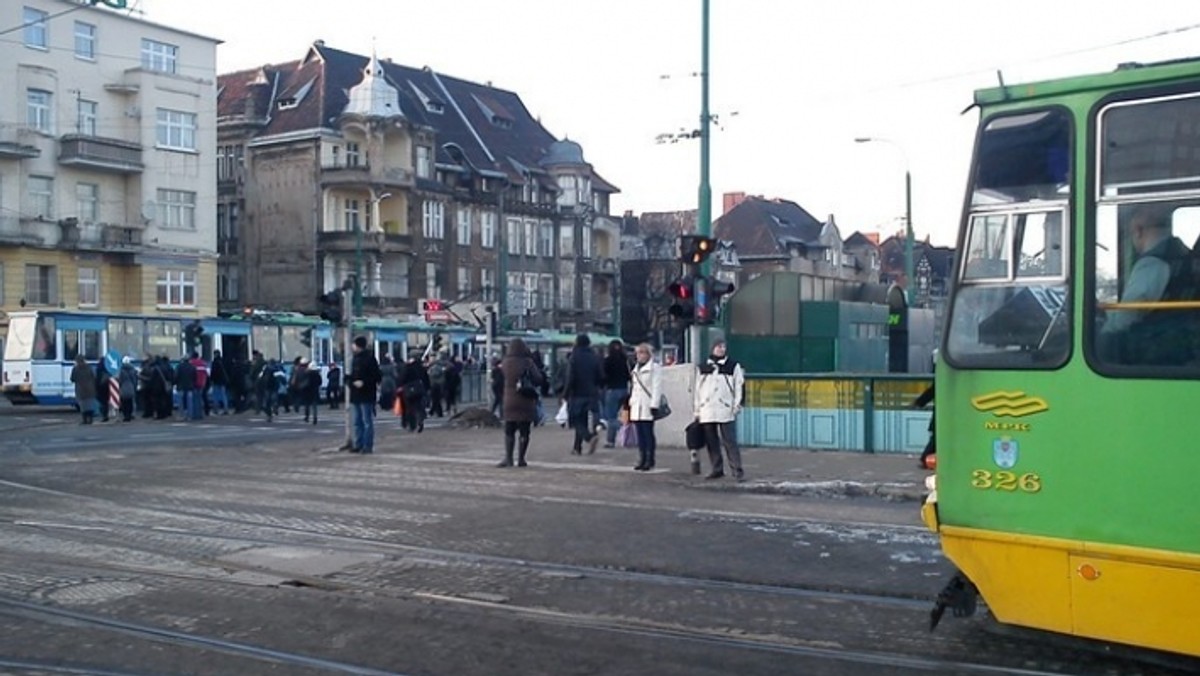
top-left (4, 315), bottom-right (36, 361)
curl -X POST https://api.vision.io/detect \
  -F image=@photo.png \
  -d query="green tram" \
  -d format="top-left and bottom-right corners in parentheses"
top-left (923, 57), bottom-right (1200, 658)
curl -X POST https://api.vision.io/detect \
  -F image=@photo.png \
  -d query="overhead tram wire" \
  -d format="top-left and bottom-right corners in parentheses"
top-left (0, 2), bottom-right (95, 38)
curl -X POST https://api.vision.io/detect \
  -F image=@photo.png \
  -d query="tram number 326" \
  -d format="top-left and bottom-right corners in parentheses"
top-left (970, 470), bottom-right (1042, 493)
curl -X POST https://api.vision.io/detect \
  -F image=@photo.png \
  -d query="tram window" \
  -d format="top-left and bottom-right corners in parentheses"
top-left (146, 320), bottom-right (181, 357)
top-left (107, 319), bottom-right (143, 360)
top-left (1092, 200), bottom-right (1200, 372)
top-left (972, 109), bottom-right (1071, 206)
top-left (1016, 212), bottom-right (1064, 278)
top-left (63, 331), bottom-right (80, 361)
top-left (963, 214), bottom-right (1010, 280)
top-left (1101, 94), bottom-right (1200, 196)
top-left (279, 326), bottom-right (306, 363)
top-left (252, 325), bottom-right (280, 361)
top-left (81, 329), bottom-right (101, 360)
top-left (33, 317), bottom-right (56, 360)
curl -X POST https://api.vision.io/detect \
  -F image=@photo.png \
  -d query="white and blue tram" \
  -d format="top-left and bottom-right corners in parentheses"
top-left (1, 310), bottom-right (332, 406)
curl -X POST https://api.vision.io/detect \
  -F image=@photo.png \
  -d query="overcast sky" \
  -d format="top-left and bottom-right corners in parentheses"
top-left (137, 0), bottom-right (1200, 245)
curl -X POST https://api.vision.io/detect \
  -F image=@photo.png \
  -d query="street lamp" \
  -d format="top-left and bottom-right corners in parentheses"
top-left (855, 137), bottom-right (914, 298)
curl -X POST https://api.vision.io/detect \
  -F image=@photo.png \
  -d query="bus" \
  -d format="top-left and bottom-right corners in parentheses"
top-left (923, 57), bottom-right (1200, 659)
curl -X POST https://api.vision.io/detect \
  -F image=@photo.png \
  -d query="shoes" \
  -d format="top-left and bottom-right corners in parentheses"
top-left (691, 461), bottom-right (702, 475)
top-left (634, 464), bottom-right (647, 471)
top-left (517, 460), bottom-right (528, 468)
top-left (734, 470), bottom-right (745, 482)
top-left (571, 448), bottom-right (582, 455)
top-left (705, 471), bottom-right (725, 480)
top-left (497, 459), bottom-right (513, 468)
top-left (587, 435), bottom-right (599, 455)
top-left (418, 422), bottom-right (424, 433)
top-left (604, 443), bottom-right (615, 449)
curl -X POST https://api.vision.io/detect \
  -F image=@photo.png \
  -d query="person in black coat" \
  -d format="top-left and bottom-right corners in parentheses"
top-left (348, 337), bottom-right (382, 453)
top-left (913, 383), bottom-right (935, 468)
top-left (399, 354), bottom-right (430, 433)
top-left (601, 340), bottom-right (631, 447)
top-left (564, 334), bottom-right (604, 455)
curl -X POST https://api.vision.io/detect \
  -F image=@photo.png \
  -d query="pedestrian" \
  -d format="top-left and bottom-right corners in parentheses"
top-left (138, 353), bottom-right (155, 419)
top-left (189, 352), bottom-right (209, 419)
top-left (95, 359), bottom-right (112, 422)
top-left (601, 340), bottom-right (631, 448)
top-left (70, 354), bottom-right (98, 425)
top-left (563, 334), bottom-right (604, 455)
top-left (174, 355), bottom-right (197, 421)
top-left (489, 357), bottom-right (504, 417)
top-left (298, 357), bottom-right (321, 425)
top-left (399, 353), bottom-right (429, 433)
top-left (256, 359), bottom-right (280, 421)
top-left (348, 336), bottom-right (382, 453)
top-left (913, 382), bottom-right (936, 468)
top-left (628, 343), bottom-right (663, 471)
top-left (428, 352), bottom-right (448, 417)
top-left (693, 338), bottom-right (746, 481)
top-left (497, 338), bottom-right (544, 468)
top-left (117, 356), bottom-right (138, 422)
top-left (378, 355), bottom-right (396, 413)
top-left (209, 350), bottom-right (230, 415)
top-left (326, 361), bottom-right (343, 409)
top-left (445, 357), bottom-right (462, 416)
top-left (153, 356), bottom-right (174, 420)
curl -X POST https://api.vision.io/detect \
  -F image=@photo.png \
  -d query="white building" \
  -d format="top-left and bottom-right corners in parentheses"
top-left (0, 0), bottom-right (220, 333)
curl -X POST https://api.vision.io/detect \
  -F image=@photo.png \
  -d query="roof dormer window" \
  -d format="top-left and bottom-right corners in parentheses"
top-left (277, 78), bottom-right (315, 111)
top-left (408, 81), bottom-right (445, 114)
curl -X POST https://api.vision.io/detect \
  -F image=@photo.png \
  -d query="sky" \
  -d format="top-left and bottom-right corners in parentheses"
top-left (134, 0), bottom-right (1200, 246)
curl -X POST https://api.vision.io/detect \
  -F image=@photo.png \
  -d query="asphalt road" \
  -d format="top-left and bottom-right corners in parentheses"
top-left (0, 406), bottom-right (1194, 675)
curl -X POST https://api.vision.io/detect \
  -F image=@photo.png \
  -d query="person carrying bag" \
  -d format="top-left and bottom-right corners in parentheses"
top-left (628, 343), bottom-right (664, 472)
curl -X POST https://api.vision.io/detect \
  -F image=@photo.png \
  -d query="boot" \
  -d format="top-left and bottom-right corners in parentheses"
top-left (497, 435), bottom-right (515, 468)
top-left (517, 436), bottom-right (530, 467)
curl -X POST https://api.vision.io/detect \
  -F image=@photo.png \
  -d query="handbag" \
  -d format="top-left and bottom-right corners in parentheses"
top-left (554, 399), bottom-right (569, 426)
top-left (516, 364), bottom-right (539, 399)
top-left (685, 420), bottom-right (705, 449)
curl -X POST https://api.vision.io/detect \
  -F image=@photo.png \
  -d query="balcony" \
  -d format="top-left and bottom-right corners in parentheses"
top-left (594, 257), bottom-right (618, 276)
top-left (320, 162), bottom-right (414, 189)
top-left (0, 215), bottom-right (44, 245)
top-left (0, 127), bottom-right (41, 159)
top-left (318, 229), bottom-right (413, 255)
top-left (103, 224), bottom-right (143, 247)
top-left (58, 134), bottom-right (143, 174)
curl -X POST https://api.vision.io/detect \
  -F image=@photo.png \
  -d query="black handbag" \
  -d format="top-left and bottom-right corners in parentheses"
top-left (516, 364), bottom-right (539, 399)
top-left (685, 420), bottom-right (705, 449)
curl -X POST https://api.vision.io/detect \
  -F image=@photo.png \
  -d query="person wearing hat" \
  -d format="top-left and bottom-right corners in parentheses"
top-left (348, 336), bottom-right (382, 452)
top-left (117, 356), bottom-right (139, 422)
top-left (297, 357), bottom-right (323, 425)
top-left (692, 338), bottom-right (746, 480)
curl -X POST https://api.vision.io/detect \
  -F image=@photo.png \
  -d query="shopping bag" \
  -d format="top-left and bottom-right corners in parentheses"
top-left (685, 420), bottom-right (705, 450)
top-left (554, 400), bottom-right (569, 426)
top-left (393, 389), bottom-right (403, 417)
top-left (616, 422), bottom-right (639, 447)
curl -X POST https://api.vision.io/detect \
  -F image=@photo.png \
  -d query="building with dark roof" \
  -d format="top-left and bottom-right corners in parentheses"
top-left (216, 42), bottom-right (619, 335)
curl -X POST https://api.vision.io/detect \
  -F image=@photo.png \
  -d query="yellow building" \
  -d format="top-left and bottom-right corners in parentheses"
top-left (0, 1), bottom-right (220, 351)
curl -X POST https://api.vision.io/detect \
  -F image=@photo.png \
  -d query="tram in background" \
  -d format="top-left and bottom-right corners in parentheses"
top-left (923, 57), bottom-right (1200, 658)
top-left (1, 309), bottom-right (330, 406)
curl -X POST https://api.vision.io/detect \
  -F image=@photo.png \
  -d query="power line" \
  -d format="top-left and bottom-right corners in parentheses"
top-left (0, 2), bottom-right (91, 38)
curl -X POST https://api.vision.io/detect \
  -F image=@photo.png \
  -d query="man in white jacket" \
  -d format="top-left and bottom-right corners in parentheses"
top-left (693, 338), bottom-right (746, 480)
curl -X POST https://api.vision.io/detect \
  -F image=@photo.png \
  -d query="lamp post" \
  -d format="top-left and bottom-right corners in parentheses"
top-left (855, 137), bottom-right (913, 298)
top-left (691, 0), bottom-right (712, 365)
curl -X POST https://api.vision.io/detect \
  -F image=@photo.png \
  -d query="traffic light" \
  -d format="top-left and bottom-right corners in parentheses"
top-left (679, 235), bottom-right (717, 265)
top-left (183, 320), bottom-right (204, 352)
top-left (422, 299), bottom-right (445, 313)
top-left (668, 276), bottom-right (695, 324)
top-left (318, 290), bottom-right (343, 324)
top-left (696, 278), bottom-right (736, 326)
top-left (300, 328), bottom-right (313, 348)
top-left (431, 331), bottom-right (446, 355)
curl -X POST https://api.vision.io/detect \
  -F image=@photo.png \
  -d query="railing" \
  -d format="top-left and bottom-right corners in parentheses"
top-left (58, 134), bottom-right (143, 173)
top-left (740, 373), bottom-right (933, 454)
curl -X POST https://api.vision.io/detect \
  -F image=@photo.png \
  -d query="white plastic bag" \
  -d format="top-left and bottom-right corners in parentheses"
top-left (555, 400), bottom-right (569, 427)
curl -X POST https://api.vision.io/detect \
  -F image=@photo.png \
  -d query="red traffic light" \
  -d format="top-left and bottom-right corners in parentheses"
top-left (422, 299), bottom-right (445, 312)
top-left (668, 279), bottom-right (692, 299)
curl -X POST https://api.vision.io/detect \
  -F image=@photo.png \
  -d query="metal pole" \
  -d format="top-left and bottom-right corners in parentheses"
top-left (904, 169), bottom-right (914, 300)
top-left (342, 286), bottom-right (353, 450)
top-left (497, 184), bottom-right (508, 321)
top-left (353, 221), bottom-right (364, 317)
top-left (691, 0), bottom-right (712, 365)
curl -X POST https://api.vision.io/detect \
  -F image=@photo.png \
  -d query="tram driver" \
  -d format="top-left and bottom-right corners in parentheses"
top-left (1099, 205), bottom-right (1195, 365)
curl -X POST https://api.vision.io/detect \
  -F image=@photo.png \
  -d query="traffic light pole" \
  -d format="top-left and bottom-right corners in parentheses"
top-left (691, 0), bottom-right (712, 366)
top-left (341, 286), bottom-right (353, 450)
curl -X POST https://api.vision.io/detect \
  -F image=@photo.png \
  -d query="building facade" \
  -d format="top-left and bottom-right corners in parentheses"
top-left (0, 1), bottom-right (220, 340)
top-left (216, 42), bottom-right (618, 333)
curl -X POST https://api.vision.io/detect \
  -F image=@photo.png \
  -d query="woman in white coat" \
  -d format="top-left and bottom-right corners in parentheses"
top-left (692, 338), bottom-right (745, 480)
top-left (628, 343), bottom-right (663, 471)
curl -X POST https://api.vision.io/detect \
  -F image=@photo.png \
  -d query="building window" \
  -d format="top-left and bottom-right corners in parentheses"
top-left (524, 273), bottom-right (538, 309)
top-left (558, 175), bottom-right (578, 206)
top-left (157, 189), bottom-right (196, 229)
top-left (456, 207), bottom-right (472, 246)
top-left (559, 225), bottom-right (575, 259)
top-left (29, 176), bottom-right (53, 219)
top-left (481, 268), bottom-right (496, 301)
top-left (506, 217), bottom-right (521, 254)
top-left (74, 21), bottom-right (96, 59)
top-left (156, 269), bottom-right (196, 308)
top-left (346, 142), bottom-right (361, 167)
top-left (582, 274), bottom-right (593, 310)
top-left (78, 267), bottom-right (99, 307)
top-left (425, 262), bottom-right (442, 299)
top-left (558, 275), bottom-right (572, 309)
top-left (23, 7), bottom-right (47, 49)
top-left (539, 222), bottom-right (554, 257)
top-left (539, 275), bottom-right (553, 312)
top-left (343, 199), bottom-right (361, 232)
top-left (141, 39), bottom-right (178, 74)
top-left (218, 265), bottom-right (239, 302)
top-left (416, 146), bottom-right (432, 179)
top-left (156, 109), bottom-right (196, 150)
top-left (457, 266), bottom-right (470, 294)
top-left (76, 183), bottom-right (99, 223)
top-left (226, 203), bottom-right (239, 253)
top-left (422, 201), bottom-right (445, 239)
top-left (77, 99), bottom-right (97, 136)
top-left (24, 264), bottom-right (58, 305)
top-left (481, 212), bottom-right (496, 248)
top-left (523, 220), bottom-right (536, 256)
top-left (582, 224), bottom-right (593, 258)
top-left (27, 89), bottom-right (52, 133)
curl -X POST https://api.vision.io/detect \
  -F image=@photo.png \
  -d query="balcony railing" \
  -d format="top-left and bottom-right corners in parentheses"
top-left (58, 134), bottom-right (143, 174)
top-left (0, 127), bottom-right (41, 159)
top-left (103, 224), bottom-right (143, 247)
top-left (320, 162), bottom-right (414, 189)
top-left (318, 229), bottom-right (413, 253)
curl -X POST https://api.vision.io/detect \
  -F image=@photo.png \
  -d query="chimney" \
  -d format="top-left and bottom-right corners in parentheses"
top-left (865, 232), bottom-right (880, 245)
top-left (827, 214), bottom-right (836, 226)
top-left (722, 191), bottom-right (747, 214)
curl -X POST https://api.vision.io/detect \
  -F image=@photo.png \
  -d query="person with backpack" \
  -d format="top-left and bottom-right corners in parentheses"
top-left (297, 357), bottom-right (322, 425)
top-left (563, 334), bottom-right (604, 455)
top-left (256, 359), bottom-right (280, 421)
top-left (497, 338), bottom-right (544, 468)
top-left (399, 353), bottom-right (429, 433)
top-left (174, 356), bottom-right (197, 421)
top-left (428, 353), bottom-right (449, 417)
top-left (117, 357), bottom-right (138, 422)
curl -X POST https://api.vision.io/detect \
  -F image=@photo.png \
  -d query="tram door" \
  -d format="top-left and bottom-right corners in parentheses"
top-left (219, 334), bottom-right (250, 362)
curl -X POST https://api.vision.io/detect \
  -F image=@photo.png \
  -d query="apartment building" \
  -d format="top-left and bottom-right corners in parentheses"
top-left (0, 1), bottom-right (219, 336)
top-left (217, 42), bottom-right (619, 333)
